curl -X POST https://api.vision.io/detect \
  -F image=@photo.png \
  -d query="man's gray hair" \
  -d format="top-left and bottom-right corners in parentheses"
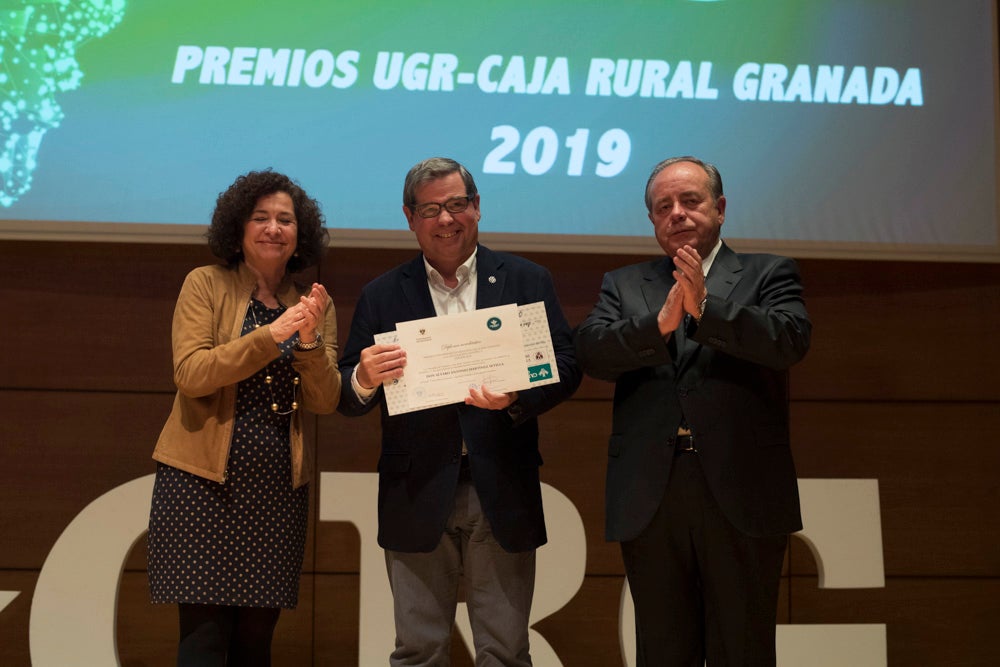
top-left (644, 156), bottom-right (724, 211)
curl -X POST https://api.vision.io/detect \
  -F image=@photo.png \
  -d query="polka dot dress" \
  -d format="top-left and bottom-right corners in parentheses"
top-left (148, 299), bottom-right (309, 608)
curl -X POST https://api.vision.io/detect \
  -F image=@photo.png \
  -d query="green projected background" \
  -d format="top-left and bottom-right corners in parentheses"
top-left (0, 0), bottom-right (124, 206)
top-left (0, 0), bottom-right (997, 260)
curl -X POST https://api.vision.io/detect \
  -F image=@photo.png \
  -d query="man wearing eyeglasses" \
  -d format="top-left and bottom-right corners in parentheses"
top-left (338, 157), bottom-right (581, 666)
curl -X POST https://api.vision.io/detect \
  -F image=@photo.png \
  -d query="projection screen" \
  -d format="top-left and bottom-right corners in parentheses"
top-left (0, 0), bottom-right (998, 262)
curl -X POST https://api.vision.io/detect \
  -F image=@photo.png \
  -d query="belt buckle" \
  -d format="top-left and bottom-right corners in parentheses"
top-left (675, 431), bottom-right (696, 452)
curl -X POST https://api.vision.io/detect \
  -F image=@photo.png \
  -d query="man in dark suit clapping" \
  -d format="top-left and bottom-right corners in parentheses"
top-left (575, 156), bottom-right (811, 666)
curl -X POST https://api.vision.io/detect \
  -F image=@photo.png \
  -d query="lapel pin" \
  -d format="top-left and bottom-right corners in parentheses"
top-left (488, 275), bottom-right (497, 284)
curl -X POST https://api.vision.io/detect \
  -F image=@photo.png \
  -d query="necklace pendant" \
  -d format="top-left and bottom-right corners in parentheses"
top-left (251, 299), bottom-right (298, 415)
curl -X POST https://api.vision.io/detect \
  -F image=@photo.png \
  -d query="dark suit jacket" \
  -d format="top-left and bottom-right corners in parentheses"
top-left (338, 245), bottom-right (581, 553)
top-left (575, 242), bottom-right (811, 541)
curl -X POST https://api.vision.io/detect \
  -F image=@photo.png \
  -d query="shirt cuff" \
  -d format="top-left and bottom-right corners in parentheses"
top-left (351, 366), bottom-right (378, 403)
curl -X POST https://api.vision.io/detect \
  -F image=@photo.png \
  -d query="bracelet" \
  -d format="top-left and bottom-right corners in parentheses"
top-left (295, 333), bottom-right (324, 351)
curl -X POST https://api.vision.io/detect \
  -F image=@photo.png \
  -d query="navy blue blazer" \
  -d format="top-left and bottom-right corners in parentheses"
top-left (575, 242), bottom-right (812, 541)
top-left (338, 245), bottom-right (581, 553)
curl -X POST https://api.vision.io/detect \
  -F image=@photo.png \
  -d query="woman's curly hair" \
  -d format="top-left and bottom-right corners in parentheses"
top-left (206, 170), bottom-right (329, 273)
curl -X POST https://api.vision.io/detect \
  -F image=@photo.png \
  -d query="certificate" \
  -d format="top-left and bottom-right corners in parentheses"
top-left (377, 302), bottom-right (560, 415)
top-left (398, 304), bottom-right (523, 408)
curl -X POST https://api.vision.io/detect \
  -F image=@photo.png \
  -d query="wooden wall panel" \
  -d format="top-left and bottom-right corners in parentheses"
top-left (0, 242), bottom-right (210, 392)
top-left (790, 576), bottom-right (1000, 666)
top-left (0, 390), bottom-right (172, 568)
top-left (791, 258), bottom-right (1000, 402)
top-left (1, 239), bottom-right (998, 665)
top-left (312, 574), bottom-right (361, 666)
top-left (791, 401), bottom-right (1000, 576)
top-left (0, 572), bottom-right (31, 667)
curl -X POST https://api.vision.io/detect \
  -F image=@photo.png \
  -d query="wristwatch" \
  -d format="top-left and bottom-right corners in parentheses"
top-left (696, 295), bottom-right (707, 322)
top-left (295, 333), bottom-right (324, 351)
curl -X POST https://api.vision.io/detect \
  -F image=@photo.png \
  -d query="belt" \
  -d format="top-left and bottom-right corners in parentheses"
top-left (674, 433), bottom-right (697, 453)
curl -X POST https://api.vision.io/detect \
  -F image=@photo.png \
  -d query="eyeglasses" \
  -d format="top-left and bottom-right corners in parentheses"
top-left (411, 195), bottom-right (473, 219)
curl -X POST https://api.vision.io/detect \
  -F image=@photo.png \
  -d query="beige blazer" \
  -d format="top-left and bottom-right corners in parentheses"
top-left (152, 262), bottom-right (340, 488)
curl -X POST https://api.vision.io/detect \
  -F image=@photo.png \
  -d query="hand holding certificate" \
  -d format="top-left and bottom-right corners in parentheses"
top-left (377, 302), bottom-right (561, 415)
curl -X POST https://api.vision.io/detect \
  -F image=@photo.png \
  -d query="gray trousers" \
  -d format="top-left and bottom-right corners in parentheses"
top-left (384, 465), bottom-right (535, 666)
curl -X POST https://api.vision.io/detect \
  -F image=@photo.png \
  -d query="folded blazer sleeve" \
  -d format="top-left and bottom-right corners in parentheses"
top-left (691, 256), bottom-right (811, 371)
top-left (574, 265), bottom-right (675, 382)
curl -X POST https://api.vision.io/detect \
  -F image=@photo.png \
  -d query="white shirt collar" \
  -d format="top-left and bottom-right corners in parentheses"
top-left (424, 250), bottom-right (477, 287)
top-left (701, 239), bottom-right (723, 277)
top-left (424, 250), bottom-right (478, 315)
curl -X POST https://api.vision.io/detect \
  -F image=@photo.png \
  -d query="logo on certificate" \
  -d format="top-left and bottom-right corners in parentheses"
top-left (527, 363), bottom-right (552, 382)
top-left (487, 317), bottom-right (502, 331)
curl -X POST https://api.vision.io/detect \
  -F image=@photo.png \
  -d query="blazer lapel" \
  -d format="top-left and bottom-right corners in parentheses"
top-left (640, 257), bottom-right (675, 315)
top-left (399, 255), bottom-right (436, 319)
top-left (474, 245), bottom-right (507, 309)
top-left (705, 242), bottom-right (742, 303)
